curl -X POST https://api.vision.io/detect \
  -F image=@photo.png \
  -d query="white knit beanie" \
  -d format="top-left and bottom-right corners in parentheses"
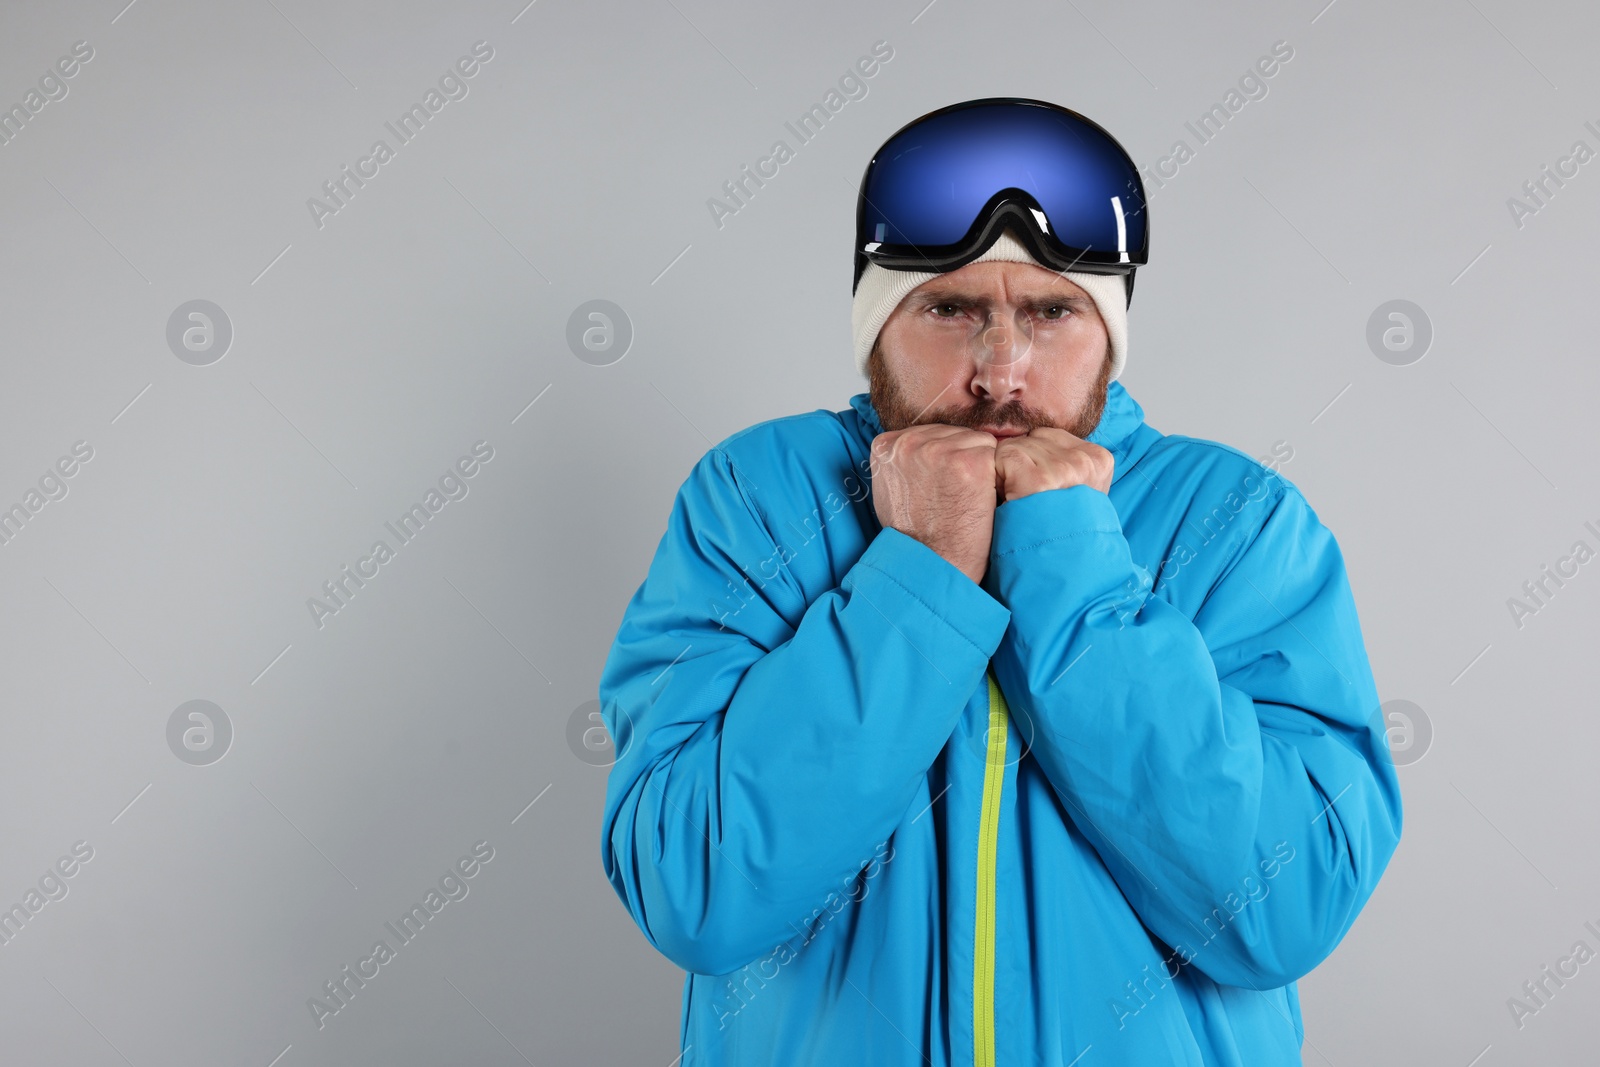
top-left (852, 228), bottom-right (1129, 380)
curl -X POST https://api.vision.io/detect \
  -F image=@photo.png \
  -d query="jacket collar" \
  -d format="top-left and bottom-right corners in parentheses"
top-left (847, 379), bottom-right (1149, 485)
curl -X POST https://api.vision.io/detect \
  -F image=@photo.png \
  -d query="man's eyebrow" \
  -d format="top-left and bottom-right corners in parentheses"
top-left (910, 286), bottom-right (1094, 308)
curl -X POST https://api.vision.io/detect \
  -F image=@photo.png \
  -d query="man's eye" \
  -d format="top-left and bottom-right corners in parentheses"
top-left (1038, 305), bottom-right (1070, 321)
top-left (932, 303), bottom-right (963, 317)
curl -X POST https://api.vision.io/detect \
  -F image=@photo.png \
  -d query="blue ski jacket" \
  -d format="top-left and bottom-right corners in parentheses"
top-left (598, 380), bottom-right (1403, 1066)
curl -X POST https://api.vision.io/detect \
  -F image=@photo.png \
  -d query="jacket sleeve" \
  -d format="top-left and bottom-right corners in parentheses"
top-left (598, 445), bottom-right (1012, 976)
top-left (984, 481), bottom-right (1402, 990)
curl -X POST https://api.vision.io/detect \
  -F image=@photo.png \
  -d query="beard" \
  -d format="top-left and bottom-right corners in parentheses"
top-left (867, 341), bottom-right (1114, 439)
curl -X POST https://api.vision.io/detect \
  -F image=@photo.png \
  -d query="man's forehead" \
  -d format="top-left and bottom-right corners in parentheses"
top-left (906, 260), bottom-right (1091, 303)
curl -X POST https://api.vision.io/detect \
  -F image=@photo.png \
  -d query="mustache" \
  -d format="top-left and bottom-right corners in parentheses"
top-left (918, 401), bottom-right (1056, 432)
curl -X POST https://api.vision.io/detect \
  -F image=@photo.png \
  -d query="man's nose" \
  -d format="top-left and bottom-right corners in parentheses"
top-left (970, 309), bottom-right (1031, 401)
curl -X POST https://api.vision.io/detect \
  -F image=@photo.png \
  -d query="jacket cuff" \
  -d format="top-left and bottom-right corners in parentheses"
top-left (846, 527), bottom-right (1012, 659)
top-left (988, 486), bottom-right (1135, 614)
top-left (992, 485), bottom-right (1125, 558)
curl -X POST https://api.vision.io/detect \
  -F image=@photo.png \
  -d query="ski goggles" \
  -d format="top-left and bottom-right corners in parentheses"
top-left (853, 98), bottom-right (1149, 304)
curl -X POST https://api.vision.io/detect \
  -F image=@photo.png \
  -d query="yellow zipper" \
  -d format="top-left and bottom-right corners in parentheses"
top-left (974, 670), bottom-right (1009, 1067)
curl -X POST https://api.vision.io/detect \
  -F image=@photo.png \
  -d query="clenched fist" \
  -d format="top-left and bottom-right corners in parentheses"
top-left (993, 427), bottom-right (1113, 504)
top-left (870, 424), bottom-right (999, 584)
top-left (870, 424), bottom-right (1115, 582)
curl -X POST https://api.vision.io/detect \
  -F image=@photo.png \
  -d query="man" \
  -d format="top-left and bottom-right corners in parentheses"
top-left (597, 98), bottom-right (1402, 1066)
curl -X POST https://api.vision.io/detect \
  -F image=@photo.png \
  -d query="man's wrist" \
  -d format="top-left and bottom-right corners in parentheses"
top-left (850, 527), bottom-right (1012, 659)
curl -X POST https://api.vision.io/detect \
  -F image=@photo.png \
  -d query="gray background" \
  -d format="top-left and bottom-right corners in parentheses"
top-left (0, 0), bottom-right (1594, 1063)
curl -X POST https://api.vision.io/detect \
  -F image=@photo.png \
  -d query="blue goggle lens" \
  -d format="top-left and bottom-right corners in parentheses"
top-left (859, 101), bottom-right (1147, 264)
